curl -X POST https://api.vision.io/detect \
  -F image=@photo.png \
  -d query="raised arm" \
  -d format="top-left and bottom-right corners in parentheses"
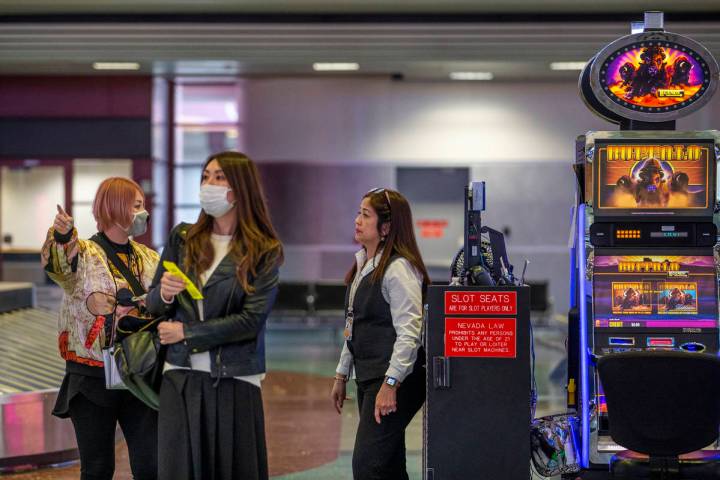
top-left (41, 205), bottom-right (80, 293)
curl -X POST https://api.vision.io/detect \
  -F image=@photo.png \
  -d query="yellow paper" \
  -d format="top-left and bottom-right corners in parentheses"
top-left (162, 260), bottom-right (204, 300)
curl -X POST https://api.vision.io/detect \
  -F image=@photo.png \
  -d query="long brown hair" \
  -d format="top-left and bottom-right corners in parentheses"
top-left (184, 151), bottom-right (283, 293)
top-left (344, 189), bottom-right (430, 287)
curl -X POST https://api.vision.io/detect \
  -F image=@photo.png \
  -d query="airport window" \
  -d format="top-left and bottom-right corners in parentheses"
top-left (72, 159), bottom-right (132, 239)
top-left (173, 82), bottom-right (244, 225)
top-left (0, 165), bottom-right (65, 251)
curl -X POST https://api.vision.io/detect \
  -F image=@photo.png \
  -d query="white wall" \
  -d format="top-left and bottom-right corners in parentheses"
top-left (246, 78), bottom-right (720, 166)
top-left (244, 77), bottom-right (720, 317)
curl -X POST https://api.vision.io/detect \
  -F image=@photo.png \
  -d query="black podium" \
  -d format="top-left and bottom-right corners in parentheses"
top-left (424, 285), bottom-right (531, 480)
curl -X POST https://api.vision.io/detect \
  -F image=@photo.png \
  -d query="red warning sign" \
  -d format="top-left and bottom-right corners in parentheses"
top-left (444, 291), bottom-right (517, 315)
top-left (416, 219), bottom-right (449, 239)
top-left (444, 317), bottom-right (517, 358)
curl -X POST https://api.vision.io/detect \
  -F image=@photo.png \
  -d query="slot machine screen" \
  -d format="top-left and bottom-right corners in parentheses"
top-left (600, 43), bottom-right (711, 112)
top-left (594, 140), bottom-right (715, 218)
top-left (593, 254), bottom-right (718, 329)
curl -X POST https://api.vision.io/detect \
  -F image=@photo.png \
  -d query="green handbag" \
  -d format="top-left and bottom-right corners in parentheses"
top-left (113, 316), bottom-right (166, 410)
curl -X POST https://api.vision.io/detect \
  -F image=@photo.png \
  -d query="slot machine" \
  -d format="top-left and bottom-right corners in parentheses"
top-left (569, 11), bottom-right (720, 468)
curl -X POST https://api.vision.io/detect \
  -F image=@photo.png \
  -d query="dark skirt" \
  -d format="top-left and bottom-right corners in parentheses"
top-left (158, 370), bottom-right (268, 480)
top-left (53, 363), bottom-right (111, 418)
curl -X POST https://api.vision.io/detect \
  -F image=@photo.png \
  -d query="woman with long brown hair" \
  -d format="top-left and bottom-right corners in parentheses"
top-left (331, 188), bottom-right (430, 480)
top-left (146, 151), bottom-right (283, 480)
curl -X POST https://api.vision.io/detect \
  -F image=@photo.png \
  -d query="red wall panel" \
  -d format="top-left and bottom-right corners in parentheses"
top-left (0, 76), bottom-right (152, 118)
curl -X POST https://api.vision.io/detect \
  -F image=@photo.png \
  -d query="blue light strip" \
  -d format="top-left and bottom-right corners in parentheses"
top-left (569, 208), bottom-right (577, 309)
top-left (577, 203), bottom-right (590, 468)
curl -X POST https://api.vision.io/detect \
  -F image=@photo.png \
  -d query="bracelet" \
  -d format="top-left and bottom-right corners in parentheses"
top-left (160, 290), bottom-right (175, 304)
top-left (334, 375), bottom-right (348, 383)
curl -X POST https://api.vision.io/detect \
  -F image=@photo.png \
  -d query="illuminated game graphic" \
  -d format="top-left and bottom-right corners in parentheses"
top-left (600, 42), bottom-right (711, 111)
top-left (657, 282), bottom-right (698, 314)
top-left (611, 282), bottom-right (652, 314)
top-left (596, 143), bottom-right (710, 211)
top-left (593, 255), bottom-right (717, 329)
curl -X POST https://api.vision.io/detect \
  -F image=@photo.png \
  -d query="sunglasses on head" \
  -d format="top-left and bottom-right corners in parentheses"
top-left (366, 188), bottom-right (392, 213)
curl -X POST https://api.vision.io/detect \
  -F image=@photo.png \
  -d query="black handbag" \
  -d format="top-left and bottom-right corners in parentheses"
top-left (113, 317), bottom-right (166, 410)
top-left (92, 233), bottom-right (166, 410)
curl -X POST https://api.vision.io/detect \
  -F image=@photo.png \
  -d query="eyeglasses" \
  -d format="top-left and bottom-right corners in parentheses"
top-left (366, 188), bottom-right (392, 214)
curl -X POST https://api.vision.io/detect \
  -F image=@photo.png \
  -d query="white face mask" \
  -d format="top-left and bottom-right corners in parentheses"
top-left (199, 184), bottom-right (235, 218)
top-left (118, 210), bottom-right (149, 237)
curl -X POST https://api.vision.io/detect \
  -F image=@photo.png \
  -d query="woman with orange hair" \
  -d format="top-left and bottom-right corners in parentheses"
top-left (42, 177), bottom-right (159, 480)
top-left (146, 151), bottom-right (283, 480)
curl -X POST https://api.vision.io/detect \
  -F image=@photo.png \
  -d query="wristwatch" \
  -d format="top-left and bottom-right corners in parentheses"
top-left (384, 376), bottom-right (399, 388)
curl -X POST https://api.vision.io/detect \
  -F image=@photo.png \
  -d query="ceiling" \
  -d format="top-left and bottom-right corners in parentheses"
top-left (3, 0), bottom-right (720, 15)
top-left (1, 2), bottom-right (720, 79)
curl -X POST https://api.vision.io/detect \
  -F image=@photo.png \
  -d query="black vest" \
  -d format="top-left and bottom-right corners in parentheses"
top-left (346, 256), bottom-right (400, 382)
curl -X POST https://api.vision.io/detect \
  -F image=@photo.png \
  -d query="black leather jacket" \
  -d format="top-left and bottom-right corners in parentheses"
top-left (146, 223), bottom-right (279, 378)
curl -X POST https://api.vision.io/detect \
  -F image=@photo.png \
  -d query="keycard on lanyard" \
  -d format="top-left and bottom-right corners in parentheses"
top-left (343, 310), bottom-right (354, 341)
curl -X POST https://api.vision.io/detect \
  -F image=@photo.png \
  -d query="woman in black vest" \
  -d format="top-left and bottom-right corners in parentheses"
top-left (331, 188), bottom-right (430, 480)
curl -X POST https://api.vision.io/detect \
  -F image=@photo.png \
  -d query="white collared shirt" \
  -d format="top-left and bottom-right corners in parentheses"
top-left (335, 248), bottom-right (424, 382)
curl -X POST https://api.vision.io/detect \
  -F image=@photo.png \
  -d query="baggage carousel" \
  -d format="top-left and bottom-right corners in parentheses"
top-left (0, 282), bottom-right (78, 472)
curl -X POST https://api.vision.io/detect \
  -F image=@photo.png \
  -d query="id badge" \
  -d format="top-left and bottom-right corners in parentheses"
top-left (343, 311), bottom-right (354, 341)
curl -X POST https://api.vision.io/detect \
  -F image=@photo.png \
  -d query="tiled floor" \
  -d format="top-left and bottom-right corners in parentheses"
top-left (3, 287), bottom-right (568, 479)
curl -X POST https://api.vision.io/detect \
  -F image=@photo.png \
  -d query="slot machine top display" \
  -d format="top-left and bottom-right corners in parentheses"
top-left (579, 15), bottom-right (718, 125)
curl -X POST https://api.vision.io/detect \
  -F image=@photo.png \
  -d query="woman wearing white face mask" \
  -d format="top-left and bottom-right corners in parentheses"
top-left (146, 151), bottom-right (283, 480)
top-left (41, 177), bottom-right (159, 480)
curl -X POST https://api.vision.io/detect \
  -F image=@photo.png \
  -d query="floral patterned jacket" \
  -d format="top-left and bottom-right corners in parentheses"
top-left (41, 228), bottom-right (159, 367)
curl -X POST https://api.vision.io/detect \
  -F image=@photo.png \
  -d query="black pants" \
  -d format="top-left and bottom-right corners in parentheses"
top-left (352, 366), bottom-right (426, 480)
top-left (69, 390), bottom-right (158, 480)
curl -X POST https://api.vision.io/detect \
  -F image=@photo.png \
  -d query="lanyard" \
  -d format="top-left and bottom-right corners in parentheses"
top-left (346, 267), bottom-right (365, 316)
top-left (344, 254), bottom-right (377, 340)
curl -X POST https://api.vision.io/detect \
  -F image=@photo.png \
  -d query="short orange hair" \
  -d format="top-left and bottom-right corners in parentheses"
top-left (92, 177), bottom-right (144, 232)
